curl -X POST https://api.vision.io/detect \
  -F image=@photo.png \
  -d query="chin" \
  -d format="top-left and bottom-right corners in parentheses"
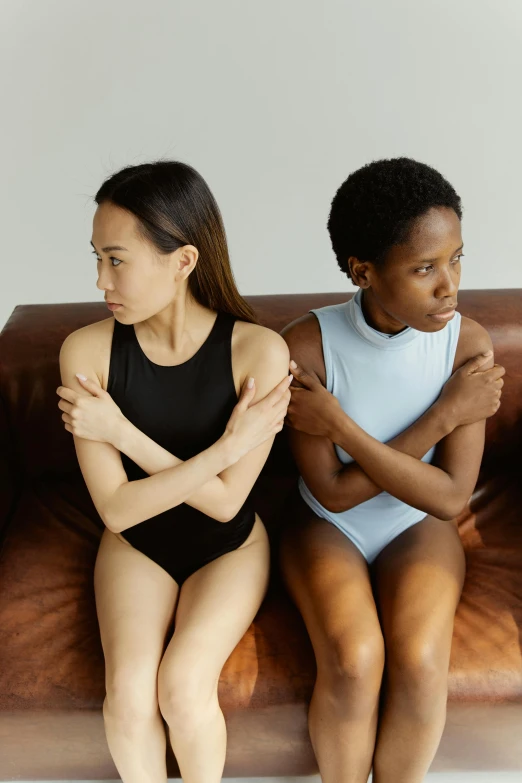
top-left (111, 309), bottom-right (132, 323)
top-left (424, 318), bottom-right (451, 333)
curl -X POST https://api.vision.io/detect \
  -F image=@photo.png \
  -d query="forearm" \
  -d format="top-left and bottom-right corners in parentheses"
top-left (326, 402), bottom-right (454, 512)
top-left (104, 434), bottom-right (238, 533)
top-left (330, 408), bottom-right (460, 519)
top-left (114, 418), bottom-right (231, 519)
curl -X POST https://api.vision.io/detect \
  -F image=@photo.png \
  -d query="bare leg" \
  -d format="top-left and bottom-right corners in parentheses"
top-left (371, 515), bottom-right (466, 783)
top-left (157, 516), bottom-right (270, 783)
top-left (280, 497), bottom-right (385, 783)
top-left (94, 528), bottom-right (179, 783)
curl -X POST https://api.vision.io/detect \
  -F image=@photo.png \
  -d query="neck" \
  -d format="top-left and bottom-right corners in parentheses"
top-left (141, 291), bottom-right (215, 353)
top-left (359, 288), bottom-right (408, 335)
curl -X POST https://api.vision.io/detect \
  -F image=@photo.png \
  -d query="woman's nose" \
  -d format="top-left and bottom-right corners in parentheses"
top-left (96, 267), bottom-right (115, 292)
top-left (435, 266), bottom-right (458, 298)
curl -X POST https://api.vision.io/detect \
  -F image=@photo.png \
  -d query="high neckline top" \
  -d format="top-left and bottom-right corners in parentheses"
top-left (346, 287), bottom-right (420, 351)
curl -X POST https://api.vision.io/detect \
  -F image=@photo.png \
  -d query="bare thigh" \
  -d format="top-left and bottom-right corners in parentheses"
top-left (94, 528), bottom-right (179, 709)
top-left (372, 514), bottom-right (466, 659)
top-left (158, 516), bottom-right (270, 702)
top-left (280, 495), bottom-right (384, 679)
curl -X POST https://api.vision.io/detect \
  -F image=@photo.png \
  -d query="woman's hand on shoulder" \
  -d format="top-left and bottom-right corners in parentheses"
top-left (285, 360), bottom-right (342, 438)
top-left (57, 374), bottom-right (125, 445)
top-left (58, 326), bottom-right (128, 528)
top-left (437, 318), bottom-right (505, 430)
top-left (233, 322), bottom-right (290, 399)
top-left (58, 323), bottom-right (125, 445)
top-left (223, 371), bottom-right (292, 461)
top-left (280, 313), bottom-right (342, 438)
top-left (225, 324), bottom-right (292, 460)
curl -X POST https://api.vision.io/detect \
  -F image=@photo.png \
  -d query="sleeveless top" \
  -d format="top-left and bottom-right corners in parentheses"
top-left (299, 287), bottom-right (462, 531)
top-left (107, 311), bottom-right (255, 545)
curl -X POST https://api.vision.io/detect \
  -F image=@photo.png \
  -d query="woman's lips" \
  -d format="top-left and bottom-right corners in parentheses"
top-left (427, 308), bottom-right (456, 322)
top-left (106, 303), bottom-right (122, 311)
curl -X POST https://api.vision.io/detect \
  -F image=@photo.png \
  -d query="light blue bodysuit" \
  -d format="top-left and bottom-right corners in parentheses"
top-left (298, 287), bottom-right (462, 562)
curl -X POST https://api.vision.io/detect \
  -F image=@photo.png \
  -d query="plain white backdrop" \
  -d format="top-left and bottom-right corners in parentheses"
top-left (2, 4), bottom-right (522, 780)
top-left (1, 0), bottom-right (521, 331)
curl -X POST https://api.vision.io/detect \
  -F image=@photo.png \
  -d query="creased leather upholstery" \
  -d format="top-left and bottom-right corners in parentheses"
top-left (0, 289), bottom-right (521, 778)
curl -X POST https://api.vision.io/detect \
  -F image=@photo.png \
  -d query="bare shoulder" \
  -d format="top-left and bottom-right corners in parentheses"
top-left (60, 317), bottom-right (115, 390)
top-left (233, 320), bottom-right (289, 363)
top-left (453, 315), bottom-right (493, 371)
top-left (280, 313), bottom-right (325, 383)
top-left (231, 320), bottom-right (290, 397)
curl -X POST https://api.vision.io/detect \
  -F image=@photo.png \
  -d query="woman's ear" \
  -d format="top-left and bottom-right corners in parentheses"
top-left (176, 245), bottom-right (199, 280)
top-left (348, 256), bottom-right (372, 289)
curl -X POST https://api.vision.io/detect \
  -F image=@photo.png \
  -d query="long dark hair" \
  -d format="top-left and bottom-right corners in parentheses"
top-left (95, 161), bottom-right (258, 323)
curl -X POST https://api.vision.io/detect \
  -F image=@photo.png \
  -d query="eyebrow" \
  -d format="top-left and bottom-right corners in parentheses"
top-left (90, 241), bottom-right (129, 253)
top-left (414, 244), bottom-right (464, 264)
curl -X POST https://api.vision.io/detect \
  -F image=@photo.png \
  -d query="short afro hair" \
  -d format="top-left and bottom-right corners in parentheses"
top-left (327, 157), bottom-right (463, 280)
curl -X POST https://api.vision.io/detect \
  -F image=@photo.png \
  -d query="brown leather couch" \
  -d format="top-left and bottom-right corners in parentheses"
top-left (1, 289), bottom-right (521, 779)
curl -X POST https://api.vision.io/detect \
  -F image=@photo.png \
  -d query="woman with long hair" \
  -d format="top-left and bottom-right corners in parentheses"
top-left (56, 160), bottom-right (291, 783)
top-left (280, 157), bottom-right (505, 783)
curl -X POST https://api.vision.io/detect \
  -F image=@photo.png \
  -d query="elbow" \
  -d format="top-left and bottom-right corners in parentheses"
top-left (100, 483), bottom-right (130, 534)
top-left (433, 506), bottom-right (456, 522)
top-left (431, 492), bottom-right (468, 522)
top-left (214, 492), bottom-right (256, 523)
top-left (314, 487), bottom-right (354, 515)
top-left (101, 504), bottom-right (123, 534)
top-left (215, 502), bottom-right (240, 523)
top-left (321, 497), bottom-right (345, 514)
top-left (309, 473), bottom-right (357, 514)
top-left (445, 496), bottom-right (468, 521)
top-left (102, 514), bottom-right (119, 534)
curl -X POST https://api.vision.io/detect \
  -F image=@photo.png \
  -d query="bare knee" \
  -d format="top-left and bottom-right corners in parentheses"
top-left (316, 628), bottom-right (385, 709)
top-left (386, 635), bottom-right (450, 712)
top-left (104, 665), bottom-right (159, 728)
top-left (158, 658), bottom-right (218, 733)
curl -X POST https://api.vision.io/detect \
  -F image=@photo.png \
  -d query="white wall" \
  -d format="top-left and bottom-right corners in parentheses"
top-left (1, 0), bottom-right (521, 330)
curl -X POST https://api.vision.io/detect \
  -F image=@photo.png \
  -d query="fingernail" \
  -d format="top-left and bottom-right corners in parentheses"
top-left (247, 377), bottom-right (254, 389)
top-left (290, 360), bottom-right (297, 369)
top-left (288, 374), bottom-right (294, 383)
top-left (76, 373), bottom-right (87, 381)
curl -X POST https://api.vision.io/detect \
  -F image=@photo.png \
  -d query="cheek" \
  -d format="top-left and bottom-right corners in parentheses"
top-left (388, 279), bottom-right (430, 318)
top-left (409, 273), bottom-right (440, 295)
top-left (115, 272), bottom-right (134, 300)
top-left (383, 276), bottom-right (421, 305)
top-left (144, 268), bottom-right (177, 304)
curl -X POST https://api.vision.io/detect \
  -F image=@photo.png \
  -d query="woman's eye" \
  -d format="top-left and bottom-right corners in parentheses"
top-left (452, 253), bottom-right (464, 264)
top-left (92, 252), bottom-right (121, 267)
top-left (416, 265), bottom-right (433, 274)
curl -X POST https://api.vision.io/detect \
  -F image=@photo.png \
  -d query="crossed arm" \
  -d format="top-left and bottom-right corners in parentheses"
top-left (282, 314), bottom-right (497, 521)
top-left (59, 324), bottom-right (290, 533)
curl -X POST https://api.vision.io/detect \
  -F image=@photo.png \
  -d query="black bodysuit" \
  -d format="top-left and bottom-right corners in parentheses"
top-left (107, 311), bottom-right (256, 585)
